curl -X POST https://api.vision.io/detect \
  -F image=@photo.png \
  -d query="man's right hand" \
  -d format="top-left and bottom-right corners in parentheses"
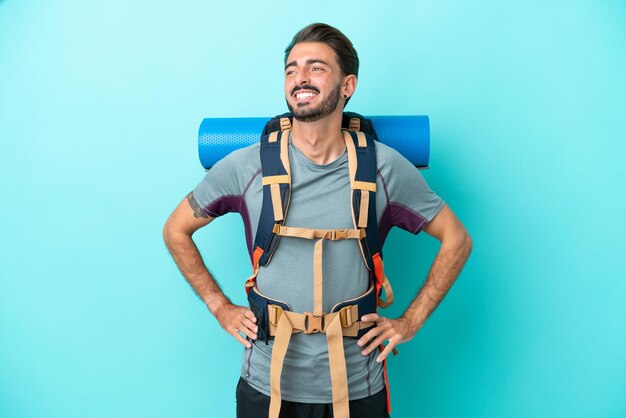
top-left (214, 303), bottom-right (258, 348)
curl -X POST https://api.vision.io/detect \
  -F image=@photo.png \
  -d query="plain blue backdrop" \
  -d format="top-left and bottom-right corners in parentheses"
top-left (1, 1), bottom-right (625, 417)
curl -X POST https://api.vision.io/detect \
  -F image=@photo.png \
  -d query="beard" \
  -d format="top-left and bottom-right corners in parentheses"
top-left (286, 82), bottom-right (341, 123)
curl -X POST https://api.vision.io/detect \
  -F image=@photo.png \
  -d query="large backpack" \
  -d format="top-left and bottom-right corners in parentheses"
top-left (244, 112), bottom-right (395, 418)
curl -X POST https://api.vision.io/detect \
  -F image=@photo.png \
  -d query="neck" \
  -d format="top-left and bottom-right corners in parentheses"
top-left (291, 110), bottom-right (345, 165)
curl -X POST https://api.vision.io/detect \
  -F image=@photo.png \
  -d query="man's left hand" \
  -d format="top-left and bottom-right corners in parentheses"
top-left (357, 314), bottom-right (416, 362)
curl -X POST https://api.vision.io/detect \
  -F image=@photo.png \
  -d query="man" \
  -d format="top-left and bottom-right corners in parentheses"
top-left (163, 23), bottom-right (472, 418)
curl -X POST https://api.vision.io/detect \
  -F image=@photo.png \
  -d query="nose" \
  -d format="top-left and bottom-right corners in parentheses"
top-left (295, 72), bottom-right (309, 86)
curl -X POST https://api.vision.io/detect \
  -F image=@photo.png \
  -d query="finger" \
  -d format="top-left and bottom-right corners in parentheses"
top-left (244, 309), bottom-right (257, 323)
top-left (357, 326), bottom-right (384, 347)
top-left (237, 323), bottom-right (258, 341)
top-left (361, 313), bottom-right (379, 323)
top-left (362, 331), bottom-right (391, 356)
top-left (230, 328), bottom-right (252, 348)
top-left (242, 318), bottom-right (258, 336)
top-left (377, 340), bottom-right (397, 363)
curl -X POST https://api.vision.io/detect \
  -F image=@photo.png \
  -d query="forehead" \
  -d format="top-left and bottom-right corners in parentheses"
top-left (285, 42), bottom-right (339, 67)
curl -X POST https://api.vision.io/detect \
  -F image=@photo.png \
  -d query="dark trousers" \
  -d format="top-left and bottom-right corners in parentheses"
top-left (236, 377), bottom-right (390, 418)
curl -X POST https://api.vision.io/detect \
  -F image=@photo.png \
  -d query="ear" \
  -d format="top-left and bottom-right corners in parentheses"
top-left (342, 74), bottom-right (357, 99)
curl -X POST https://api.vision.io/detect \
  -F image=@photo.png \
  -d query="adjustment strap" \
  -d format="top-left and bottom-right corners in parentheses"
top-left (266, 307), bottom-right (364, 418)
top-left (262, 175), bottom-right (290, 185)
top-left (279, 117), bottom-right (292, 131)
top-left (313, 238), bottom-right (323, 315)
top-left (273, 224), bottom-right (365, 241)
top-left (343, 130), bottom-right (358, 186)
top-left (378, 274), bottom-right (395, 308)
top-left (326, 313), bottom-right (349, 418)
top-left (372, 253), bottom-right (394, 308)
top-left (356, 131), bottom-right (367, 148)
top-left (270, 184), bottom-right (284, 221)
top-left (358, 190), bottom-right (370, 228)
top-left (244, 247), bottom-right (264, 293)
top-left (269, 311), bottom-right (293, 418)
top-left (267, 305), bottom-right (374, 337)
top-left (349, 117), bottom-right (360, 132)
top-left (266, 130), bottom-right (292, 222)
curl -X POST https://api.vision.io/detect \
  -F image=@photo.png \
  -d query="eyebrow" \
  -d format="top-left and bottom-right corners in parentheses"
top-left (285, 59), bottom-right (330, 70)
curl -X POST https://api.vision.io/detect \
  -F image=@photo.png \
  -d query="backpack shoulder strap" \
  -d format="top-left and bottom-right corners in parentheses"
top-left (342, 129), bottom-right (380, 268)
top-left (252, 128), bottom-right (292, 269)
top-left (342, 129), bottom-right (393, 308)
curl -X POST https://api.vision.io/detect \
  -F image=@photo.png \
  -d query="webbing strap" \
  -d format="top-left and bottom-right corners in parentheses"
top-left (280, 129), bottom-right (291, 180)
top-left (269, 313), bottom-right (293, 418)
top-left (353, 181), bottom-right (376, 192)
top-left (358, 191), bottom-right (369, 228)
top-left (313, 238), bottom-right (323, 316)
top-left (244, 247), bottom-right (264, 292)
top-left (274, 224), bottom-right (364, 315)
top-left (372, 253), bottom-right (394, 308)
top-left (267, 305), bottom-right (374, 337)
top-left (266, 306), bottom-right (372, 418)
top-left (262, 175), bottom-right (290, 185)
top-left (348, 117), bottom-right (360, 132)
top-left (273, 224), bottom-right (365, 241)
top-left (267, 129), bottom-right (292, 223)
top-left (378, 274), bottom-right (394, 308)
top-left (270, 184), bottom-right (284, 221)
top-left (344, 130), bottom-right (358, 188)
top-left (279, 117), bottom-right (292, 131)
top-left (326, 313), bottom-right (349, 418)
top-left (356, 131), bottom-right (367, 148)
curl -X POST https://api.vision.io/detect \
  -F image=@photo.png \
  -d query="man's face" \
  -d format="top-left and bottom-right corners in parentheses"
top-left (284, 42), bottom-right (344, 123)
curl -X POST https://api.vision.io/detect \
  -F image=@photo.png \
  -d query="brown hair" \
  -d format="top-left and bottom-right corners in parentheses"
top-left (284, 23), bottom-right (359, 105)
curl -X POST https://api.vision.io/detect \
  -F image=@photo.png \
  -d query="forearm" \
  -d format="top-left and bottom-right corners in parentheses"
top-left (163, 229), bottom-right (230, 314)
top-left (402, 234), bottom-right (472, 334)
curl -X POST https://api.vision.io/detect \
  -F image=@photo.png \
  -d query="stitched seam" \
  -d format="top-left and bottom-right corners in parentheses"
top-left (245, 343), bottom-right (253, 378)
top-left (376, 170), bottom-right (390, 204)
top-left (202, 195), bottom-right (243, 216)
top-left (389, 201), bottom-right (428, 233)
top-left (243, 168), bottom-right (261, 198)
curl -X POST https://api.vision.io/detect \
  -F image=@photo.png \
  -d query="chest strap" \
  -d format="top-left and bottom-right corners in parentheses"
top-left (273, 225), bottom-right (364, 316)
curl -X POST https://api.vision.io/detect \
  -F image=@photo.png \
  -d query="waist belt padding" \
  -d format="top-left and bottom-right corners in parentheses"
top-left (247, 283), bottom-right (377, 343)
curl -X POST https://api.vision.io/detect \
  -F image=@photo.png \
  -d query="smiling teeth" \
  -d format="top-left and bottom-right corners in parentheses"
top-left (296, 92), bottom-right (316, 99)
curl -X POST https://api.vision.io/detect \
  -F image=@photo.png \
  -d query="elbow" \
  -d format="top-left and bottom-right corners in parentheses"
top-left (162, 220), bottom-right (171, 246)
top-left (162, 217), bottom-right (177, 247)
top-left (443, 226), bottom-right (473, 257)
top-left (458, 225), bottom-right (473, 259)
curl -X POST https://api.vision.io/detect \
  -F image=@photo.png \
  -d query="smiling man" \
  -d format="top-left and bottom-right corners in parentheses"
top-left (163, 23), bottom-right (472, 418)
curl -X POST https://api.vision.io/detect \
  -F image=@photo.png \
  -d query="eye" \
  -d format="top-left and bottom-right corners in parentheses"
top-left (311, 66), bottom-right (323, 72)
top-left (285, 68), bottom-right (296, 76)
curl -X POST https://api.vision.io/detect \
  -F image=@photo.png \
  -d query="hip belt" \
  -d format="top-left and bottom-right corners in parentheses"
top-left (247, 283), bottom-right (377, 418)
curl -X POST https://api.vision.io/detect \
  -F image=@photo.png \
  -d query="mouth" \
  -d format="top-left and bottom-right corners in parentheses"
top-left (294, 90), bottom-right (318, 104)
top-left (291, 86), bottom-right (320, 104)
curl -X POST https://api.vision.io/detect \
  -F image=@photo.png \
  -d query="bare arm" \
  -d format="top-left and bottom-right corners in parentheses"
top-left (163, 192), bottom-right (257, 347)
top-left (359, 203), bottom-right (472, 361)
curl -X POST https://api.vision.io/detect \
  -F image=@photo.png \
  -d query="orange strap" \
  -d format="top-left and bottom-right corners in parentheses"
top-left (372, 253), bottom-right (394, 308)
top-left (245, 247), bottom-right (264, 293)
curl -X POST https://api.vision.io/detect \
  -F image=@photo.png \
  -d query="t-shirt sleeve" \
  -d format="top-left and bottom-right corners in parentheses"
top-left (377, 143), bottom-right (445, 234)
top-left (191, 145), bottom-right (256, 217)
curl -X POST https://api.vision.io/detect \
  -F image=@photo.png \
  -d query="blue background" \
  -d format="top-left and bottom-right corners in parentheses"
top-left (1, 1), bottom-right (625, 417)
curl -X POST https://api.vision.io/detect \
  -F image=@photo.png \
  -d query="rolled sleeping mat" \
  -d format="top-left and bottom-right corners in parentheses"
top-left (198, 115), bottom-right (430, 169)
